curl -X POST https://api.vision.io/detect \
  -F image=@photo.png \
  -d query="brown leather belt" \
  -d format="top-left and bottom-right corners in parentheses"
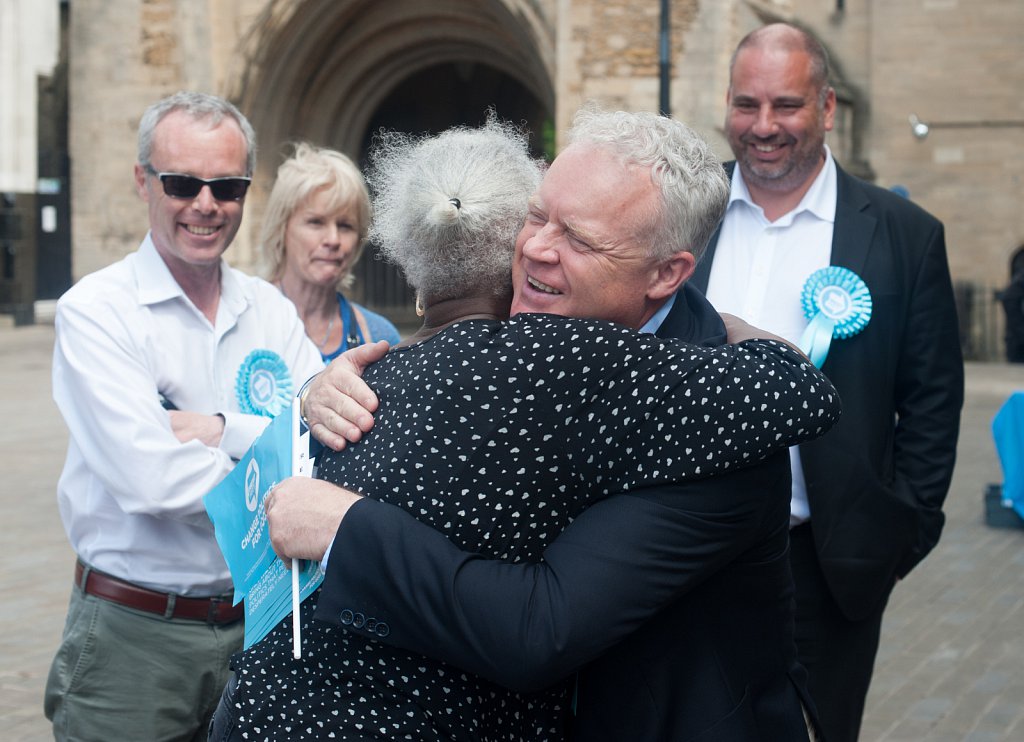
top-left (75, 560), bottom-right (243, 625)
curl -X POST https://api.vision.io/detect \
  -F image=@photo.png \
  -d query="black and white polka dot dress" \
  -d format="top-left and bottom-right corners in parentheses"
top-left (229, 314), bottom-right (838, 740)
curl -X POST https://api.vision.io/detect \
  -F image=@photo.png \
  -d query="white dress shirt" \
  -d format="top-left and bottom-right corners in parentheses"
top-left (53, 234), bottom-right (323, 595)
top-left (705, 149), bottom-right (838, 525)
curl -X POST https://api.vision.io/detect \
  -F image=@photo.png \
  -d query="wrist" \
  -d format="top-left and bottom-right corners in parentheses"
top-left (297, 372), bottom-right (319, 428)
top-left (210, 412), bottom-right (226, 448)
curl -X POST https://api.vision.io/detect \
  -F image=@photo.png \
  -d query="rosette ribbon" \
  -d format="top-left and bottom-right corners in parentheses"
top-left (798, 266), bottom-right (872, 367)
top-left (235, 349), bottom-right (293, 417)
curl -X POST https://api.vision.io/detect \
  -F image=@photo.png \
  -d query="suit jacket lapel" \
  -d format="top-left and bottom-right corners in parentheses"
top-left (830, 164), bottom-right (877, 275)
top-left (658, 284), bottom-right (727, 346)
top-left (690, 163), bottom-right (734, 294)
top-left (692, 233), bottom-right (717, 293)
top-left (695, 162), bottom-right (879, 283)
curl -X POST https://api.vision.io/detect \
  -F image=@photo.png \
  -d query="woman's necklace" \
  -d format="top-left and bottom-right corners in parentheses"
top-left (316, 311), bottom-right (336, 350)
top-left (278, 282), bottom-right (336, 351)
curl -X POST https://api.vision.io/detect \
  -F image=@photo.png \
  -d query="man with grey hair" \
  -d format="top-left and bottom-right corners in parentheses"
top-left (44, 91), bottom-right (322, 740)
top-left (272, 107), bottom-right (822, 740)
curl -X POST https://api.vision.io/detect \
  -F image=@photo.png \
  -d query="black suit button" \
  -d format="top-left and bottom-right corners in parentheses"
top-left (375, 622), bottom-right (390, 638)
top-left (340, 609), bottom-right (354, 625)
top-left (365, 617), bottom-right (377, 632)
top-left (352, 612), bottom-right (366, 629)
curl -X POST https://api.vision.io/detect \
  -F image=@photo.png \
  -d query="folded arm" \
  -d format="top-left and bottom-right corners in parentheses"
top-left (53, 299), bottom-right (246, 526)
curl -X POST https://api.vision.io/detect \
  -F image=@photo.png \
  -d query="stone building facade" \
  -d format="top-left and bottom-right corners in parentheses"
top-left (58, 0), bottom-right (1024, 345)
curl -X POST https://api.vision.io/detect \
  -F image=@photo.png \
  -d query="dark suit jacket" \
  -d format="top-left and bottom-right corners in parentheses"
top-left (314, 285), bottom-right (818, 740)
top-left (691, 162), bottom-right (964, 620)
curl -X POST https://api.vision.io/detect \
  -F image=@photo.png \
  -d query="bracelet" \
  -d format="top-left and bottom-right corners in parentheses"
top-left (297, 372), bottom-right (318, 428)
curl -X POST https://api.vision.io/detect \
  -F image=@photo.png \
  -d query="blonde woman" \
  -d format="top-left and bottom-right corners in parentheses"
top-left (261, 143), bottom-right (400, 361)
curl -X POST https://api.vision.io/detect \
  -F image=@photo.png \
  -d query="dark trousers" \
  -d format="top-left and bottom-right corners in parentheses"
top-left (208, 672), bottom-right (243, 742)
top-left (790, 524), bottom-right (889, 742)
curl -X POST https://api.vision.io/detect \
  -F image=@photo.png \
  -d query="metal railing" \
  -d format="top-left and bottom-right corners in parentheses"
top-left (956, 280), bottom-right (1008, 362)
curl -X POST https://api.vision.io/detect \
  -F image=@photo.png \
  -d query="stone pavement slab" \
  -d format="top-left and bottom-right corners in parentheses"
top-left (0, 322), bottom-right (73, 742)
top-left (860, 362), bottom-right (1024, 741)
top-left (1, 319), bottom-right (1022, 741)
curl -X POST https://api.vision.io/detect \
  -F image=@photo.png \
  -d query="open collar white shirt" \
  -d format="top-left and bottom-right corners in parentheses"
top-left (704, 148), bottom-right (838, 525)
top-left (53, 234), bottom-right (322, 595)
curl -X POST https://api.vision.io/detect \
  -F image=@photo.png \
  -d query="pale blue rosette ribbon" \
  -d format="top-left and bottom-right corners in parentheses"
top-left (235, 349), bottom-right (293, 417)
top-left (798, 266), bottom-right (872, 367)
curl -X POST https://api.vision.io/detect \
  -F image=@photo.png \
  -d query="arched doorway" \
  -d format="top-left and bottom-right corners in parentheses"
top-left (352, 60), bottom-right (548, 320)
top-left (234, 0), bottom-right (553, 325)
top-left (359, 61), bottom-right (549, 159)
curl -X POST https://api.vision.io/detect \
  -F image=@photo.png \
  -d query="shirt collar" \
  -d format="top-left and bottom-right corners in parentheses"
top-left (728, 145), bottom-right (838, 226)
top-left (639, 292), bottom-right (676, 335)
top-left (136, 233), bottom-right (186, 306)
top-left (135, 232), bottom-right (247, 320)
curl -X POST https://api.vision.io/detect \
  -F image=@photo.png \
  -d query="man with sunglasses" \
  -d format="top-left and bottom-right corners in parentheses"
top-left (44, 91), bottom-right (322, 741)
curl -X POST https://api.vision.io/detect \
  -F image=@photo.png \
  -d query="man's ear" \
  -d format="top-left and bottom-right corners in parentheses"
top-left (647, 251), bottom-right (695, 301)
top-left (134, 163), bottom-right (150, 202)
top-left (822, 86), bottom-right (837, 133)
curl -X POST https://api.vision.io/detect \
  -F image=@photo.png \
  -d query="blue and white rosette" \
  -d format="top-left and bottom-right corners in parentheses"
top-left (798, 266), bottom-right (872, 367)
top-left (235, 349), bottom-right (293, 417)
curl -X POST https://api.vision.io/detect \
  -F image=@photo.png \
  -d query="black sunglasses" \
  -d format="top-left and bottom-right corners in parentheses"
top-left (147, 168), bottom-right (252, 202)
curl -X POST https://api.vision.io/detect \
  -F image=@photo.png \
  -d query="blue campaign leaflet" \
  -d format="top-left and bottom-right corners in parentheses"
top-left (204, 402), bottom-right (323, 648)
top-left (241, 557), bottom-right (322, 650)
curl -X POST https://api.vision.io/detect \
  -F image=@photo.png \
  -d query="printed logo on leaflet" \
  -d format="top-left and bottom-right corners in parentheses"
top-left (245, 459), bottom-right (260, 512)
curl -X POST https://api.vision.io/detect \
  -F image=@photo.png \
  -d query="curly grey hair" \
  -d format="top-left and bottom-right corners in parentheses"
top-left (567, 105), bottom-right (729, 262)
top-left (137, 91), bottom-right (257, 176)
top-left (366, 119), bottom-right (543, 298)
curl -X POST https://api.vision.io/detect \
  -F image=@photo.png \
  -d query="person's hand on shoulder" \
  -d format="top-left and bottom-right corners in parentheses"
top-left (302, 340), bottom-right (389, 450)
top-left (720, 312), bottom-right (808, 360)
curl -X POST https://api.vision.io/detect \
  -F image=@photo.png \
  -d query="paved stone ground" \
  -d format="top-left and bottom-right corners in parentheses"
top-left (1, 318), bottom-right (1022, 741)
top-left (860, 360), bottom-right (1024, 742)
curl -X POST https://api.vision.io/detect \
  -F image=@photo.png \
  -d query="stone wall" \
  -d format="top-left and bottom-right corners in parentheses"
top-left (65, 0), bottom-right (1024, 291)
top-left (68, 0), bottom-right (267, 279)
top-left (866, 0), bottom-right (1024, 284)
top-left (554, 0), bottom-right (700, 141)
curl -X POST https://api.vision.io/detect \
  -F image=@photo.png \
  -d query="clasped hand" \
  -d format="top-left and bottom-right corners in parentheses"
top-left (168, 410), bottom-right (224, 447)
top-left (264, 477), bottom-right (363, 564)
